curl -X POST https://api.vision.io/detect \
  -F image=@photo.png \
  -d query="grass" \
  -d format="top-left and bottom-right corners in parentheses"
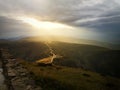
top-left (1, 40), bottom-right (120, 89)
top-left (21, 61), bottom-right (120, 90)
top-left (1, 41), bottom-right (120, 77)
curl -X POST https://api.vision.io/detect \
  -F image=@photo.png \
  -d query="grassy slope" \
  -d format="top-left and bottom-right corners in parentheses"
top-left (50, 42), bottom-right (120, 77)
top-left (21, 61), bottom-right (120, 90)
top-left (0, 41), bottom-right (50, 61)
top-left (1, 41), bottom-right (120, 77)
top-left (0, 41), bottom-right (120, 90)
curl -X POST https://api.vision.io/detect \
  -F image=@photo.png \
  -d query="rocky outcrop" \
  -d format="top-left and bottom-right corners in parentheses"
top-left (1, 49), bottom-right (42, 90)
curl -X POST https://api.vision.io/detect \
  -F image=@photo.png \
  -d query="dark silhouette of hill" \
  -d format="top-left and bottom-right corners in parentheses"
top-left (0, 39), bottom-right (120, 90)
top-left (32, 36), bottom-right (120, 49)
top-left (0, 40), bottom-right (50, 61)
top-left (8, 36), bottom-right (120, 49)
top-left (0, 40), bottom-right (120, 78)
top-left (50, 42), bottom-right (120, 78)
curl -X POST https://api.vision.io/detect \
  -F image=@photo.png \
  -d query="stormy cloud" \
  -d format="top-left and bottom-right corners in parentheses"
top-left (0, 0), bottom-right (120, 43)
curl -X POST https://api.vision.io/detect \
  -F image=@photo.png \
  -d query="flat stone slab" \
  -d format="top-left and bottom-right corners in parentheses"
top-left (1, 49), bottom-right (42, 90)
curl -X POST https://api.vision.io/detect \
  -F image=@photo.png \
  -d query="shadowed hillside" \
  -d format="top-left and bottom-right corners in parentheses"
top-left (21, 61), bottom-right (120, 90)
top-left (0, 40), bottom-right (120, 78)
top-left (0, 40), bottom-right (120, 90)
top-left (50, 42), bottom-right (120, 78)
top-left (0, 41), bottom-right (50, 61)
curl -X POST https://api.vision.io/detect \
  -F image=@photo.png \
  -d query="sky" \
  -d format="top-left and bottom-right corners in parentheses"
top-left (0, 0), bottom-right (120, 43)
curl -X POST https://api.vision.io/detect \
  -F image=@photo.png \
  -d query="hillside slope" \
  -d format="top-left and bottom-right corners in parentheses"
top-left (0, 40), bottom-right (120, 78)
top-left (0, 40), bottom-right (120, 90)
top-left (21, 61), bottom-right (120, 90)
top-left (50, 42), bottom-right (120, 77)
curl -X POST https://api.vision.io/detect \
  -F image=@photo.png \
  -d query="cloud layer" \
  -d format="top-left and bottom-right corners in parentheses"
top-left (0, 0), bottom-right (120, 43)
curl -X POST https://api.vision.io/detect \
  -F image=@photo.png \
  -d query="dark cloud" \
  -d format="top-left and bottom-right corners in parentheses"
top-left (0, 0), bottom-right (120, 43)
top-left (0, 16), bottom-right (33, 38)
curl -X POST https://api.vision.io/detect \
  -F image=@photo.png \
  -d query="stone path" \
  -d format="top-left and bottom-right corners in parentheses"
top-left (1, 49), bottom-right (42, 90)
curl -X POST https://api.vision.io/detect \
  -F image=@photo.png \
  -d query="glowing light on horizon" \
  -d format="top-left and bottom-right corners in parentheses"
top-left (18, 17), bottom-right (72, 30)
top-left (16, 16), bottom-right (92, 41)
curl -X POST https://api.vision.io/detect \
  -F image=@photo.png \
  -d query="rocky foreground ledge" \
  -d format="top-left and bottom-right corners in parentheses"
top-left (0, 49), bottom-right (42, 90)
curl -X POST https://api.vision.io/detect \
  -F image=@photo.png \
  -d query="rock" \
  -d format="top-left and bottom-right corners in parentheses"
top-left (8, 69), bottom-right (16, 77)
top-left (11, 77), bottom-right (19, 81)
top-left (6, 63), bottom-right (14, 68)
top-left (20, 72), bottom-right (26, 76)
top-left (1, 49), bottom-right (42, 90)
top-left (26, 85), bottom-right (33, 90)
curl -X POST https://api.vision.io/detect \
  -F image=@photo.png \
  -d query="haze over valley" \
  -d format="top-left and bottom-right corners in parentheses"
top-left (0, 0), bottom-right (120, 90)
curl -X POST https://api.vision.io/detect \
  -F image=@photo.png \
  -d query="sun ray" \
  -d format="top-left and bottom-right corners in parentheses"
top-left (18, 17), bottom-right (72, 30)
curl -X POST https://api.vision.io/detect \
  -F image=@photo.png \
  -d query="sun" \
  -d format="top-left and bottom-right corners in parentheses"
top-left (18, 17), bottom-right (71, 30)
top-left (17, 16), bottom-right (75, 38)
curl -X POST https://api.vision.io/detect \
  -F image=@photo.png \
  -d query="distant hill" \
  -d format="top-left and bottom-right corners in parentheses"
top-left (20, 36), bottom-right (120, 50)
top-left (50, 42), bottom-right (120, 78)
top-left (0, 40), bottom-right (50, 61)
top-left (1, 36), bottom-right (120, 49)
top-left (0, 40), bottom-right (120, 78)
top-left (0, 39), bottom-right (120, 89)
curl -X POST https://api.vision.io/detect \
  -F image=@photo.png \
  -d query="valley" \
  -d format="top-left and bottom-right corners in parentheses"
top-left (0, 39), bottom-right (120, 90)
